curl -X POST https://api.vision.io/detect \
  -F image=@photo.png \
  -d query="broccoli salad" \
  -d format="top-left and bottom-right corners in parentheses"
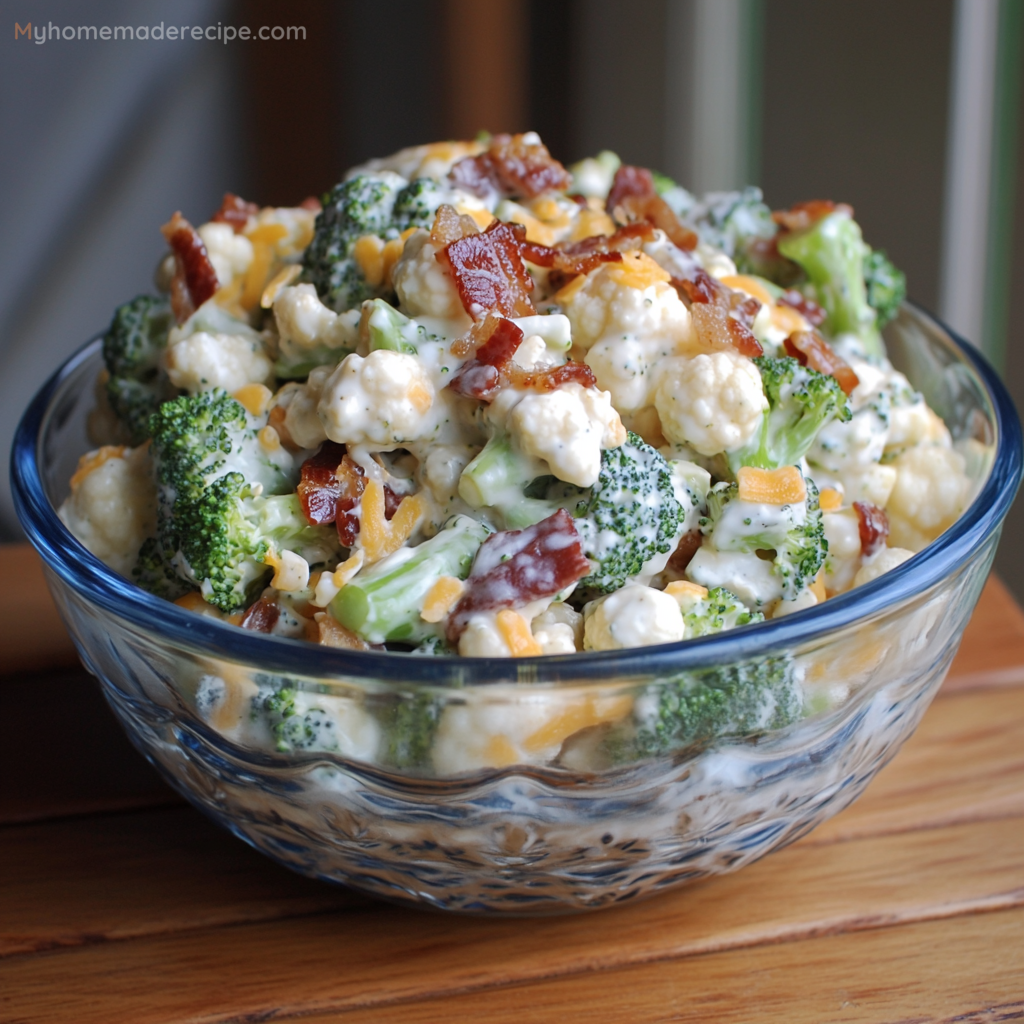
top-left (61, 133), bottom-right (973, 671)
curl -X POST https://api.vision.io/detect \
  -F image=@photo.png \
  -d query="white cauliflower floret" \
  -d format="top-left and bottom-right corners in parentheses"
top-left (532, 602), bottom-right (584, 651)
top-left (197, 222), bottom-right (253, 287)
top-left (822, 508), bottom-right (863, 594)
top-left (393, 230), bottom-right (466, 319)
top-left (561, 260), bottom-right (692, 353)
top-left (58, 445), bottom-right (157, 576)
top-left (852, 546), bottom-right (915, 587)
top-left (277, 367), bottom-right (331, 449)
top-left (318, 350), bottom-right (436, 446)
top-left (457, 613), bottom-right (513, 657)
top-left (273, 284), bottom-right (358, 353)
top-left (585, 334), bottom-right (677, 416)
top-left (655, 351), bottom-right (767, 456)
top-left (165, 332), bottom-right (274, 394)
top-left (509, 382), bottom-right (626, 487)
top-left (532, 622), bottom-right (578, 654)
top-left (886, 445), bottom-right (971, 551)
top-left (584, 585), bottom-right (684, 651)
top-left (685, 547), bottom-right (783, 609)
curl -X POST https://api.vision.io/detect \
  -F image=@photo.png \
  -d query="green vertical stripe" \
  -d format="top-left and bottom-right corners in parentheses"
top-left (983, 0), bottom-right (1024, 373)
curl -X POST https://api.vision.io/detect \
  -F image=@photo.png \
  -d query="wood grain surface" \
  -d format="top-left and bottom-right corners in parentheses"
top-left (1, 544), bottom-right (1022, 1023)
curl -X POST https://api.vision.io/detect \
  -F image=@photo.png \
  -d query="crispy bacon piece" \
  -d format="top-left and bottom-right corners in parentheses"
top-left (449, 133), bottom-right (571, 200)
top-left (606, 165), bottom-right (698, 251)
top-left (778, 289), bottom-right (827, 327)
top-left (673, 267), bottom-right (722, 305)
top-left (240, 595), bottom-right (280, 633)
top-left (854, 501), bottom-right (889, 558)
top-left (666, 531), bottom-right (703, 576)
top-left (211, 193), bottom-right (259, 233)
top-left (160, 212), bottom-right (219, 323)
top-left (520, 239), bottom-right (623, 276)
top-left (731, 295), bottom-right (762, 330)
top-left (725, 317), bottom-right (764, 358)
top-left (783, 331), bottom-right (859, 395)
top-left (446, 510), bottom-right (591, 643)
top-left (297, 442), bottom-right (348, 526)
top-left (335, 456), bottom-right (367, 546)
top-left (678, 272), bottom-right (764, 357)
top-left (447, 316), bottom-right (525, 402)
top-left (772, 199), bottom-right (854, 233)
top-left (509, 361), bottom-right (597, 392)
top-left (438, 220), bottom-right (535, 319)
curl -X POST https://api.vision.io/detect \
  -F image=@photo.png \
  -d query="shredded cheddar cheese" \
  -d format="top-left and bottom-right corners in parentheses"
top-left (241, 223), bottom-right (288, 309)
top-left (664, 580), bottom-right (709, 600)
top-left (421, 576), bottom-right (465, 623)
top-left (607, 251), bottom-right (671, 290)
top-left (257, 425), bottom-right (281, 451)
top-left (260, 264), bottom-right (301, 308)
top-left (352, 234), bottom-right (387, 287)
top-left (736, 465), bottom-right (807, 505)
top-left (818, 488), bottom-right (844, 512)
top-left (359, 480), bottom-right (427, 564)
top-left (553, 273), bottom-right (589, 305)
top-left (233, 383), bottom-right (273, 417)
top-left (522, 695), bottom-right (633, 753)
top-left (496, 609), bottom-right (543, 657)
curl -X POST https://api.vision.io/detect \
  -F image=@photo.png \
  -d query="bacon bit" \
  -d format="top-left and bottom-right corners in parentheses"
top-left (430, 204), bottom-right (480, 248)
top-left (720, 275), bottom-right (774, 307)
top-left (730, 295), bottom-right (763, 330)
top-left (563, 221), bottom-right (657, 256)
top-left (519, 238), bottom-right (623, 276)
top-left (446, 509), bottom-right (592, 643)
top-left (674, 267), bottom-right (723, 305)
top-left (240, 595), bottom-right (280, 633)
top-left (665, 531), bottom-right (704, 576)
top-left (315, 612), bottom-right (372, 649)
top-left (447, 316), bottom-right (524, 402)
top-left (297, 442), bottom-right (347, 526)
top-left (211, 193), bottom-right (259, 233)
top-left (509, 361), bottom-right (597, 392)
top-left (449, 133), bottom-right (571, 200)
top-left (783, 331), bottom-right (859, 395)
top-left (778, 289), bottom-right (827, 327)
top-left (854, 501), bottom-right (890, 557)
top-left (336, 456), bottom-right (368, 546)
top-left (676, 269), bottom-right (763, 356)
top-left (299, 196), bottom-right (323, 213)
top-left (606, 165), bottom-right (698, 250)
top-left (772, 199), bottom-right (854, 233)
top-left (161, 212), bottom-right (219, 323)
top-left (737, 465), bottom-right (807, 506)
top-left (725, 317), bottom-right (764, 358)
top-left (438, 219), bottom-right (535, 320)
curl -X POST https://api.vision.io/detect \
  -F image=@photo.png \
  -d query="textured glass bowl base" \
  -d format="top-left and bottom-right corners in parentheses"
top-left (71, 547), bottom-right (987, 915)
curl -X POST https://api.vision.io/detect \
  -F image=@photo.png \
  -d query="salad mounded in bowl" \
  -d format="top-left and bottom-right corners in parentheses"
top-left (56, 133), bottom-right (981, 770)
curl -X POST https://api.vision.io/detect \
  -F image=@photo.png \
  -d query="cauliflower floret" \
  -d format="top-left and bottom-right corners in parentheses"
top-left (318, 349), bottom-right (436, 446)
top-left (277, 366), bottom-right (331, 449)
top-left (509, 382), bottom-right (626, 487)
top-left (561, 259), bottom-right (692, 353)
top-left (165, 332), bottom-right (274, 394)
top-left (393, 230), bottom-right (466, 319)
top-left (197, 222), bottom-right (254, 287)
top-left (585, 334), bottom-right (678, 416)
top-left (584, 584), bottom-right (685, 651)
top-left (273, 284), bottom-right (358, 354)
top-left (532, 622), bottom-right (578, 654)
top-left (457, 613), bottom-right (514, 657)
top-left (655, 351), bottom-right (767, 456)
top-left (685, 547), bottom-right (784, 609)
top-left (432, 689), bottom-right (632, 774)
top-left (886, 445), bottom-right (971, 551)
top-left (852, 546), bottom-right (915, 587)
top-left (58, 445), bottom-right (157, 576)
top-left (532, 602), bottom-right (584, 651)
top-left (822, 508), bottom-right (863, 594)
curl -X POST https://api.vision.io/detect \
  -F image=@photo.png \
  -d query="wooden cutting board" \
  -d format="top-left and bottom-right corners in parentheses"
top-left (1, 544), bottom-right (1022, 1023)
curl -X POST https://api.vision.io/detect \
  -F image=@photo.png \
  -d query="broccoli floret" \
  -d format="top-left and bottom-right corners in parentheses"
top-left (574, 434), bottom-right (685, 595)
top-left (147, 389), bottom-right (338, 611)
top-left (362, 298), bottom-right (439, 355)
top-left (567, 150), bottom-right (622, 199)
top-left (700, 476), bottom-right (826, 602)
top-left (301, 172), bottom-right (406, 313)
top-left (863, 248), bottom-right (906, 329)
top-left (678, 585), bottom-right (765, 638)
top-left (392, 177), bottom-right (450, 231)
top-left (251, 681), bottom-right (341, 754)
top-left (776, 209), bottom-right (885, 357)
top-left (628, 654), bottom-right (803, 759)
top-left (102, 295), bottom-right (176, 443)
top-left (132, 536), bottom-right (192, 601)
top-left (380, 693), bottom-right (444, 769)
top-left (729, 356), bottom-right (851, 473)
top-left (686, 188), bottom-right (778, 275)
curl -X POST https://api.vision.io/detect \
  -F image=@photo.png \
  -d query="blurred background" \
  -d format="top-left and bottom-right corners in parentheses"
top-left (3, 0), bottom-right (1024, 593)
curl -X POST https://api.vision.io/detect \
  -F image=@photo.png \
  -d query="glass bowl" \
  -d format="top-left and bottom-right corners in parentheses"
top-left (11, 304), bottom-right (1022, 914)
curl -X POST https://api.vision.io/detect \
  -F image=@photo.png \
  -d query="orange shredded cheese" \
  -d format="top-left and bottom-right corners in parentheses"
top-left (233, 383), bottom-right (273, 417)
top-left (456, 204), bottom-right (495, 231)
top-left (770, 304), bottom-right (808, 335)
top-left (70, 446), bottom-right (126, 491)
top-left (420, 576), bottom-right (465, 623)
top-left (241, 224), bottom-right (288, 309)
top-left (607, 251), bottom-right (670, 290)
top-left (818, 488), bottom-right (843, 512)
top-left (569, 207), bottom-right (616, 242)
top-left (332, 550), bottom-right (365, 587)
top-left (664, 580), bottom-right (709, 600)
top-left (720, 274), bottom-right (774, 306)
top-left (485, 734), bottom-right (520, 767)
top-left (359, 481), bottom-right (427, 563)
top-left (258, 425), bottom-right (281, 451)
top-left (736, 465), bottom-right (807, 505)
top-left (352, 234), bottom-right (386, 287)
top-left (260, 264), bottom-right (301, 308)
top-left (522, 695), bottom-right (633, 754)
top-left (496, 609), bottom-right (543, 657)
top-left (174, 591), bottom-right (220, 616)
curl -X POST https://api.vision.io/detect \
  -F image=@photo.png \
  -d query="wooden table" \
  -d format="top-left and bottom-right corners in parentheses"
top-left (2, 543), bottom-right (1022, 1023)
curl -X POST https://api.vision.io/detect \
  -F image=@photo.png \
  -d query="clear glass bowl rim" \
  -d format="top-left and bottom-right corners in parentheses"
top-left (10, 302), bottom-right (1023, 687)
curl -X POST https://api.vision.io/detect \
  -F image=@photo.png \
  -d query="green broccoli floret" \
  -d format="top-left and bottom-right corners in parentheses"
top-left (776, 209), bottom-right (885, 357)
top-left (729, 356), bottom-right (851, 473)
top-left (677, 585), bottom-right (765, 638)
top-left (146, 389), bottom-right (338, 611)
top-left (687, 188), bottom-right (778, 276)
top-left (392, 177), bottom-right (450, 231)
top-left (700, 477), bottom-right (826, 602)
top-left (863, 248), bottom-right (906, 329)
top-left (363, 298), bottom-right (439, 354)
top-left (628, 654), bottom-right (803, 759)
top-left (250, 680), bottom-right (341, 754)
top-left (379, 693), bottom-right (445, 769)
top-left (567, 150), bottom-right (622, 199)
top-left (458, 431), bottom-right (687, 594)
top-left (102, 295), bottom-right (176, 443)
top-left (132, 536), bottom-right (192, 601)
top-left (301, 173), bottom-right (405, 313)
